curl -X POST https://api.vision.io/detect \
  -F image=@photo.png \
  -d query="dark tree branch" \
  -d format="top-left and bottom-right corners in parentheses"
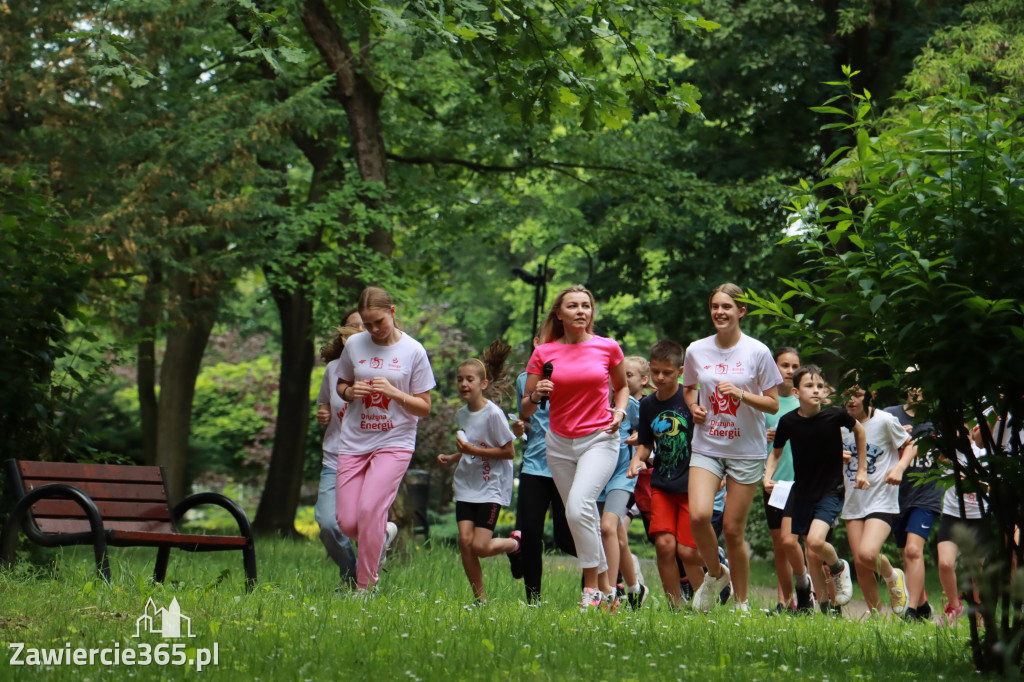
top-left (386, 152), bottom-right (650, 177)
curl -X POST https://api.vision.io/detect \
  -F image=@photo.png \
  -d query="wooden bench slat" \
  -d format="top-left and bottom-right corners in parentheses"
top-left (22, 480), bottom-right (168, 502)
top-left (29, 499), bottom-right (172, 521)
top-left (35, 519), bottom-right (175, 534)
top-left (17, 461), bottom-right (164, 484)
top-left (109, 530), bottom-right (248, 548)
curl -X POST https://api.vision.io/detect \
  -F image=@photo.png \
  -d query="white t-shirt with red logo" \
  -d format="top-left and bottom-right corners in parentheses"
top-left (941, 444), bottom-right (987, 519)
top-left (452, 400), bottom-right (516, 505)
top-left (316, 358), bottom-right (349, 469)
top-left (682, 333), bottom-right (783, 460)
top-left (336, 331), bottom-right (436, 456)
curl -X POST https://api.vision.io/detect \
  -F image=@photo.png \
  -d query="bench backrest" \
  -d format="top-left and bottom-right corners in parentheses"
top-left (13, 461), bottom-right (175, 535)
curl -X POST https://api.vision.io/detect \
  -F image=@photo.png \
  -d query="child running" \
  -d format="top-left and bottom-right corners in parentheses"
top-left (437, 341), bottom-right (521, 604)
top-left (684, 283), bottom-right (783, 613)
top-left (596, 356), bottom-right (648, 609)
top-left (763, 347), bottom-right (804, 612)
top-left (883, 367), bottom-right (942, 621)
top-left (841, 383), bottom-right (914, 615)
top-left (936, 439), bottom-right (989, 625)
top-left (628, 340), bottom-right (703, 610)
top-left (763, 365), bottom-right (866, 613)
top-left (508, 341), bottom-right (577, 604)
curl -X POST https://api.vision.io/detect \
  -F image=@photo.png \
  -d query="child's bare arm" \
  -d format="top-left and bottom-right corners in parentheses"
top-left (853, 421), bottom-right (869, 489)
top-left (763, 447), bottom-right (784, 492)
top-left (627, 444), bottom-right (652, 478)
top-left (458, 439), bottom-right (515, 460)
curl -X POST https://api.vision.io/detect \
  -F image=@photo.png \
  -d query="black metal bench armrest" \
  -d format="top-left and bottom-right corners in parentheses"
top-left (0, 484), bottom-right (111, 580)
top-left (171, 492), bottom-right (255, 546)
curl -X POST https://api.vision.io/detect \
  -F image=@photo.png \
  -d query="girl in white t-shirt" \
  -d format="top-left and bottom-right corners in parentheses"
top-left (314, 310), bottom-right (362, 589)
top-left (841, 387), bottom-right (914, 615)
top-left (335, 287), bottom-right (436, 594)
top-left (938, 431), bottom-right (992, 625)
top-left (437, 341), bottom-right (520, 604)
top-left (683, 283), bottom-right (783, 613)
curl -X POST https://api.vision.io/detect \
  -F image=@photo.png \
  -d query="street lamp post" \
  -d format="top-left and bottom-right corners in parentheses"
top-left (513, 241), bottom-right (594, 342)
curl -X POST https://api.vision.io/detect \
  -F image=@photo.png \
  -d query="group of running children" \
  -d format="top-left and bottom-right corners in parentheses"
top-left (318, 283), bottom-right (982, 624)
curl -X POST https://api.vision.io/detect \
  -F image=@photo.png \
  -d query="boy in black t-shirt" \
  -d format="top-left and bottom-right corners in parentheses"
top-left (627, 340), bottom-right (702, 609)
top-left (764, 365), bottom-right (868, 611)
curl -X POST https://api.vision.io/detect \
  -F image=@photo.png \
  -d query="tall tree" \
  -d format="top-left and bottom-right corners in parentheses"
top-left (241, 0), bottom-right (717, 532)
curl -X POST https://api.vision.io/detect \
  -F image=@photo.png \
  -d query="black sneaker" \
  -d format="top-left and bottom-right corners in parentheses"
top-left (627, 584), bottom-right (649, 611)
top-left (795, 575), bottom-right (813, 612)
top-left (916, 601), bottom-right (933, 620)
top-left (508, 530), bottom-right (524, 580)
top-left (680, 578), bottom-right (695, 603)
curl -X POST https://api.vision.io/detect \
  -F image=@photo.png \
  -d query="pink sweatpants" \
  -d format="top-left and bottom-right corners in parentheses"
top-left (335, 447), bottom-right (413, 589)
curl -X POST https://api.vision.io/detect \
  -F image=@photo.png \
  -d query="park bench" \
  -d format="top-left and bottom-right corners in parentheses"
top-left (1, 459), bottom-right (257, 591)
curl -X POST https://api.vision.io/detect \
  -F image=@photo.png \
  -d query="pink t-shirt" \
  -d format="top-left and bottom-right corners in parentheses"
top-left (526, 335), bottom-right (624, 439)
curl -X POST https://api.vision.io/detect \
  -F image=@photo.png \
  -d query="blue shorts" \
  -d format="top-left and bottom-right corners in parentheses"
top-left (785, 493), bottom-right (844, 537)
top-left (892, 507), bottom-right (938, 547)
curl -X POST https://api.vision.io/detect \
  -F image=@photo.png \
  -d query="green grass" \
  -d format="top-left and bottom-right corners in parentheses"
top-left (0, 538), bottom-right (975, 681)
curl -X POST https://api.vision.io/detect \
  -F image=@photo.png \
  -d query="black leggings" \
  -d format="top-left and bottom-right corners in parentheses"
top-left (516, 472), bottom-right (577, 603)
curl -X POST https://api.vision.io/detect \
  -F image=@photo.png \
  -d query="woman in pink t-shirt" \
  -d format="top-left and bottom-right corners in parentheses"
top-left (521, 285), bottom-right (630, 612)
top-left (335, 287), bottom-right (436, 593)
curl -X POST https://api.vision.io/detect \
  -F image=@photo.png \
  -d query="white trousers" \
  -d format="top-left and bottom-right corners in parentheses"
top-left (545, 428), bottom-right (620, 572)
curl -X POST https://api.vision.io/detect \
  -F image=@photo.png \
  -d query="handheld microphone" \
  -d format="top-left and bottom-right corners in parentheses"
top-left (539, 362), bottom-right (554, 410)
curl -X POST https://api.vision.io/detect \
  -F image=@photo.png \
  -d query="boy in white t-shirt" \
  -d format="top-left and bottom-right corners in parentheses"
top-left (437, 345), bottom-right (521, 604)
top-left (842, 387), bottom-right (914, 615)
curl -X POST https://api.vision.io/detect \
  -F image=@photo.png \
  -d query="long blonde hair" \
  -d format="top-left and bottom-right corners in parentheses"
top-left (538, 285), bottom-right (596, 343)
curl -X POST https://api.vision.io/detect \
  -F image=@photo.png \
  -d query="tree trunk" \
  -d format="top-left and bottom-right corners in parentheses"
top-left (138, 276), bottom-right (161, 466)
top-left (253, 284), bottom-right (315, 536)
top-left (302, 0), bottom-right (395, 287)
top-left (154, 275), bottom-right (219, 503)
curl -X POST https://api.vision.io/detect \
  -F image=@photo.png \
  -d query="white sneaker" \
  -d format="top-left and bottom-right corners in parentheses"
top-left (733, 600), bottom-right (751, 616)
top-left (379, 521), bottom-right (399, 570)
top-left (692, 565), bottom-right (731, 613)
top-left (580, 588), bottom-right (604, 613)
top-left (632, 553), bottom-right (645, 587)
top-left (831, 559), bottom-right (854, 606)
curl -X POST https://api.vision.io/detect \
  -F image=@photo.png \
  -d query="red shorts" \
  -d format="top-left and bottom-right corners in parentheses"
top-left (649, 488), bottom-right (696, 548)
top-left (634, 468), bottom-right (654, 514)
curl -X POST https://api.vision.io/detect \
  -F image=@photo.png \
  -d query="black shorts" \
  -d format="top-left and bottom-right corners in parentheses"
top-left (861, 511), bottom-right (898, 527)
top-left (763, 488), bottom-right (784, 531)
top-left (936, 514), bottom-right (987, 545)
top-left (785, 492), bottom-right (843, 537)
top-left (456, 501), bottom-right (502, 531)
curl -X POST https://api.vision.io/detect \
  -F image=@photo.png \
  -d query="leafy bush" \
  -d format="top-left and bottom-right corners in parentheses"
top-left (747, 66), bottom-right (1024, 673)
top-left (0, 169), bottom-right (99, 460)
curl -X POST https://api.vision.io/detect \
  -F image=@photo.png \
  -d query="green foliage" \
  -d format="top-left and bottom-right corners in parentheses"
top-left (105, 356), bottom-right (311, 481)
top-left (0, 169), bottom-right (101, 460)
top-left (745, 62), bottom-right (1024, 672)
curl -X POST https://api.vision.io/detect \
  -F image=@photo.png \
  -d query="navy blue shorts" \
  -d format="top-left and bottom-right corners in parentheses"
top-left (456, 501), bottom-right (502, 531)
top-left (892, 507), bottom-right (938, 547)
top-left (785, 493), bottom-right (843, 537)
